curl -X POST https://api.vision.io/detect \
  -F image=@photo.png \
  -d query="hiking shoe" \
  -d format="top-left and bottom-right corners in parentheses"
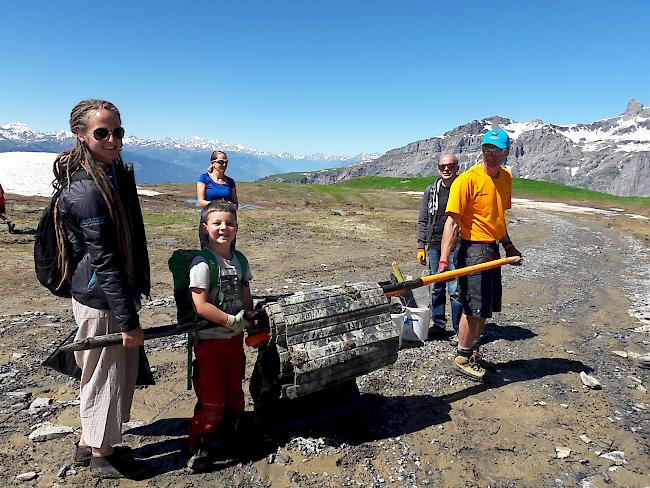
top-left (187, 448), bottom-right (211, 473)
top-left (428, 326), bottom-right (447, 340)
top-left (74, 443), bottom-right (131, 467)
top-left (90, 452), bottom-right (147, 479)
top-left (453, 354), bottom-right (486, 382)
top-left (73, 442), bottom-right (92, 467)
top-left (448, 333), bottom-right (459, 346)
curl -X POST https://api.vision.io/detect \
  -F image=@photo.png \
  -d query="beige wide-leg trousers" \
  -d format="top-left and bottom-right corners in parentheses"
top-left (72, 299), bottom-right (139, 448)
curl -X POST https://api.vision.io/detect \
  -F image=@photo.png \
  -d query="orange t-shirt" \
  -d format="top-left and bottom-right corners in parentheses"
top-left (445, 163), bottom-right (512, 242)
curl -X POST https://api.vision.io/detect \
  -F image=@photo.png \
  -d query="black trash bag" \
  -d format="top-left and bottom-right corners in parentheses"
top-left (42, 329), bottom-right (81, 379)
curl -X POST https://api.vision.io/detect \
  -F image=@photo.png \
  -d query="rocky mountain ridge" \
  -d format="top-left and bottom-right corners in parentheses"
top-left (0, 123), bottom-right (379, 183)
top-left (287, 100), bottom-right (650, 197)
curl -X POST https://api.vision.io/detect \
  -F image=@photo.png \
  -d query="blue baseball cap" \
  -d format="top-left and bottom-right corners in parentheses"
top-left (482, 129), bottom-right (510, 149)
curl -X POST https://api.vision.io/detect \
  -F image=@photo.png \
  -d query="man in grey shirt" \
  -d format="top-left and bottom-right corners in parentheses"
top-left (416, 154), bottom-right (462, 343)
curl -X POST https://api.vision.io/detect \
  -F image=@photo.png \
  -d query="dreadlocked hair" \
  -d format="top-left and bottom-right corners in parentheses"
top-left (52, 99), bottom-right (133, 288)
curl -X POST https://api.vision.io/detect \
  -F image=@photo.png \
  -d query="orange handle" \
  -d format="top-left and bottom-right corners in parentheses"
top-left (421, 256), bottom-right (519, 285)
top-left (245, 330), bottom-right (270, 347)
top-left (385, 256), bottom-right (519, 298)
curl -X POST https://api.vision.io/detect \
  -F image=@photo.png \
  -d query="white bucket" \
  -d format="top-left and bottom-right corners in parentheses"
top-left (402, 307), bottom-right (430, 342)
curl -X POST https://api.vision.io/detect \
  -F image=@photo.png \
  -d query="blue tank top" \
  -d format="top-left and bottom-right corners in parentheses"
top-left (198, 173), bottom-right (236, 202)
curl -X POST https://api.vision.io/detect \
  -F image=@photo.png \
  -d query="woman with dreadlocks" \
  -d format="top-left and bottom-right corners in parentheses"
top-left (53, 99), bottom-right (151, 479)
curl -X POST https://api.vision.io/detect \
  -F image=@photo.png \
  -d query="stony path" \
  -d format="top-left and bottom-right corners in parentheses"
top-left (0, 203), bottom-right (648, 487)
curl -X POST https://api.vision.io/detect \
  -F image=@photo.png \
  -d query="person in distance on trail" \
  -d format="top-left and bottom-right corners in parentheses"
top-left (196, 150), bottom-right (238, 248)
top-left (186, 199), bottom-right (253, 472)
top-left (0, 183), bottom-right (16, 232)
top-left (416, 154), bottom-right (462, 344)
top-left (437, 129), bottom-right (522, 382)
top-left (53, 99), bottom-right (151, 479)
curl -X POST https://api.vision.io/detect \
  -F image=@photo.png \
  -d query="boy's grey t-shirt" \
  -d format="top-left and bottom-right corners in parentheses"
top-left (189, 248), bottom-right (252, 340)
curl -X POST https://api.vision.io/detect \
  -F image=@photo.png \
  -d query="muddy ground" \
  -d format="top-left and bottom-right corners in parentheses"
top-left (0, 182), bottom-right (648, 487)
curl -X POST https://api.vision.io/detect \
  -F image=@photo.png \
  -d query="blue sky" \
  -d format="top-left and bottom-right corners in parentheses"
top-left (1, 0), bottom-right (648, 155)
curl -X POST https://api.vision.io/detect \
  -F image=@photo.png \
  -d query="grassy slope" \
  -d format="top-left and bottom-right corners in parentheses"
top-left (245, 176), bottom-right (649, 210)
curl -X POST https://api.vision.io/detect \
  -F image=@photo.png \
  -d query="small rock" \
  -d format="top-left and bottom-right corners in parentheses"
top-left (611, 350), bottom-right (627, 358)
top-left (555, 447), bottom-right (571, 459)
top-left (268, 453), bottom-right (291, 465)
top-left (5, 391), bottom-right (31, 399)
top-left (57, 462), bottom-right (70, 478)
top-left (637, 384), bottom-right (647, 394)
top-left (11, 402), bottom-right (28, 412)
top-left (29, 422), bottom-right (74, 442)
top-left (580, 481), bottom-right (599, 488)
top-left (11, 352), bottom-right (26, 360)
top-left (580, 372), bottom-right (602, 389)
top-left (15, 471), bottom-right (38, 481)
top-left (28, 397), bottom-right (53, 415)
top-left (122, 420), bottom-right (147, 430)
top-left (599, 450), bottom-right (627, 465)
top-left (579, 434), bottom-right (591, 444)
top-left (638, 354), bottom-right (650, 368)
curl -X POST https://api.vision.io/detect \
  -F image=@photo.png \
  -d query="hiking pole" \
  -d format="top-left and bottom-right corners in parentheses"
top-left (60, 310), bottom-right (269, 352)
top-left (382, 256), bottom-right (520, 298)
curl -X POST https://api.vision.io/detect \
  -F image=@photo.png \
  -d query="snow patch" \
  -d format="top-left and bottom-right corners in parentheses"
top-left (0, 152), bottom-right (160, 197)
top-left (501, 120), bottom-right (546, 140)
top-left (0, 152), bottom-right (58, 196)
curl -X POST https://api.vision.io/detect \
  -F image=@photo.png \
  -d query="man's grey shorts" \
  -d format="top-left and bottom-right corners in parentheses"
top-left (456, 240), bottom-right (502, 318)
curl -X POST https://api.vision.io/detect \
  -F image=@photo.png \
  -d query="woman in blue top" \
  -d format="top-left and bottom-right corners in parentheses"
top-left (197, 150), bottom-right (238, 247)
top-left (197, 150), bottom-right (238, 207)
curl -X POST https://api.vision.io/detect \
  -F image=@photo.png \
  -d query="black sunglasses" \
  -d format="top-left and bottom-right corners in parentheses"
top-left (482, 145), bottom-right (508, 156)
top-left (92, 127), bottom-right (125, 141)
top-left (438, 163), bottom-right (457, 170)
top-left (211, 159), bottom-right (228, 165)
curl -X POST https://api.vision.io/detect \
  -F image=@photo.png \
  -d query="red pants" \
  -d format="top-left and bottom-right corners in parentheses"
top-left (189, 334), bottom-right (245, 449)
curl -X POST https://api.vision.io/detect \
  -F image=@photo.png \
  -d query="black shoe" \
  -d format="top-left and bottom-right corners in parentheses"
top-left (74, 443), bottom-right (131, 467)
top-left (187, 448), bottom-right (211, 473)
top-left (90, 452), bottom-right (147, 479)
top-left (7, 222), bottom-right (15, 233)
top-left (73, 442), bottom-right (92, 467)
top-left (428, 327), bottom-right (447, 340)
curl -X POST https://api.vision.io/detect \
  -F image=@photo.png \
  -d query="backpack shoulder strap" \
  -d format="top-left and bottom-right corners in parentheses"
top-left (233, 250), bottom-right (249, 280)
top-left (199, 248), bottom-right (221, 290)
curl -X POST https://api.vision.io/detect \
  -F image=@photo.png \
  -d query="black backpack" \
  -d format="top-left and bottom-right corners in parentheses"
top-left (34, 171), bottom-right (90, 297)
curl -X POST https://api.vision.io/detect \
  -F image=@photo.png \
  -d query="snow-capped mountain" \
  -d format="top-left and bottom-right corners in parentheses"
top-left (0, 123), bottom-right (379, 184)
top-left (292, 99), bottom-right (650, 197)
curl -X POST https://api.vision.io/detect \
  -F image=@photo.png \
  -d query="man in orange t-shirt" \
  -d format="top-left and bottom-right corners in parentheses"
top-left (437, 129), bottom-right (522, 381)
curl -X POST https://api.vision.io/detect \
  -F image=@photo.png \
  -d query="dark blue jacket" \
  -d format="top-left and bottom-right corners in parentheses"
top-left (57, 162), bottom-right (150, 331)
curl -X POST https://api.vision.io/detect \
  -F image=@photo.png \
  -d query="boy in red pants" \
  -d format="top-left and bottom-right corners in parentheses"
top-left (187, 199), bottom-right (253, 471)
top-left (0, 183), bottom-right (16, 232)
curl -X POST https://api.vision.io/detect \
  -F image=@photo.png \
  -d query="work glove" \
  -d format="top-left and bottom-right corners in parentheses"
top-left (503, 242), bottom-right (523, 265)
top-left (437, 259), bottom-right (450, 274)
top-left (417, 248), bottom-right (426, 266)
top-left (224, 310), bottom-right (251, 334)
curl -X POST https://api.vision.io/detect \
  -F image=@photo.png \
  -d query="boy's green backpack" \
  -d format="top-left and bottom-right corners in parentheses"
top-left (168, 248), bottom-right (249, 389)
